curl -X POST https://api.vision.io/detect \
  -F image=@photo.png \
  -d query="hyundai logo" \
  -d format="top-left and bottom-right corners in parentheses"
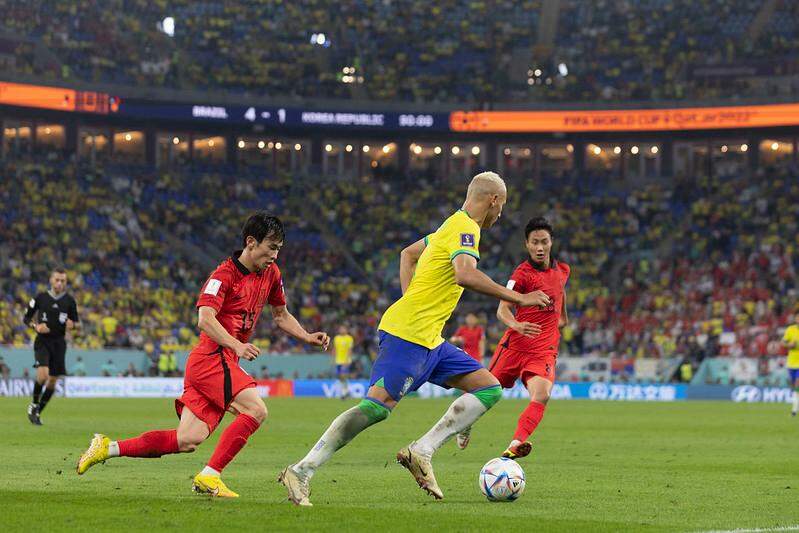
top-left (731, 385), bottom-right (761, 403)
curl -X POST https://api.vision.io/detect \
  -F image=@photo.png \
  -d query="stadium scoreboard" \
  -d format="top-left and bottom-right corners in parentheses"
top-left (6, 80), bottom-right (799, 134)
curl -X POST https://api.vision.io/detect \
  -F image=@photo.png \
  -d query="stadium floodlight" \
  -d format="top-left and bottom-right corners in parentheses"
top-left (294, 143), bottom-right (302, 151)
top-left (631, 146), bottom-right (639, 154)
top-left (613, 146), bottom-right (621, 154)
top-left (534, 68), bottom-right (542, 77)
top-left (721, 145), bottom-right (728, 153)
top-left (325, 144), bottom-right (333, 152)
top-left (310, 33), bottom-right (330, 47)
top-left (275, 142), bottom-right (282, 150)
top-left (558, 63), bottom-right (568, 76)
top-left (592, 146), bottom-right (601, 155)
top-left (451, 146), bottom-right (460, 155)
top-left (741, 144), bottom-right (748, 152)
top-left (238, 140), bottom-right (245, 149)
top-left (362, 145), bottom-right (370, 153)
top-left (382, 145), bottom-right (391, 153)
top-left (345, 144), bottom-right (353, 152)
top-left (258, 141), bottom-right (266, 149)
top-left (125, 134), bottom-right (132, 142)
top-left (471, 146), bottom-right (480, 155)
top-left (650, 146), bottom-right (658, 154)
top-left (172, 137), bottom-right (180, 145)
top-left (413, 145), bottom-right (423, 155)
top-left (771, 142), bottom-right (779, 151)
top-left (159, 17), bottom-right (175, 37)
top-left (434, 146), bottom-right (442, 155)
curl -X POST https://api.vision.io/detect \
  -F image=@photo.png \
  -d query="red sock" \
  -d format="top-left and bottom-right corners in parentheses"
top-left (512, 401), bottom-right (547, 442)
top-left (118, 430), bottom-right (179, 458)
top-left (207, 414), bottom-right (261, 473)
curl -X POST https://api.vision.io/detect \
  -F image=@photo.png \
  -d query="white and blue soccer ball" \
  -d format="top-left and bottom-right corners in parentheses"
top-left (479, 457), bottom-right (526, 502)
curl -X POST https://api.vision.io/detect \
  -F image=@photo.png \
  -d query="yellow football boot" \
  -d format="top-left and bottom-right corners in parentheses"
top-left (501, 441), bottom-right (532, 459)
top-left (192, 473), bottom-right (240, 498)
top-left (76, 433), bottom-right (111, 475)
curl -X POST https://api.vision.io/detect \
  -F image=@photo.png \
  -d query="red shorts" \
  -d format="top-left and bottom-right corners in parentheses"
top-left (488, 344), bottom-right (556, 388)
top-left (174, 349), bottom-right (256, 433)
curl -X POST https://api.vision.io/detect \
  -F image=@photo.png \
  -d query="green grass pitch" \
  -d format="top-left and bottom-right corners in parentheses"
top-left (2, 397), bottom-right (798, 532)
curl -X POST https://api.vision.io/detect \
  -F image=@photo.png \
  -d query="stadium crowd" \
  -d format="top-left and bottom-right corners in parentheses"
top-left (1, 150), bottom-right (796, 381)
top-left (2, 0), bottom-right (798, 103)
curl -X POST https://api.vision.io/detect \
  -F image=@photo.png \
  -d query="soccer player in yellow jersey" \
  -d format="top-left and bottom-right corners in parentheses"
top-left (333, 325), bottom-right (355, 399)
top-left (781, 314), bottom-right (799, 416)
top-left (280, 172), bottom-right (550, 505)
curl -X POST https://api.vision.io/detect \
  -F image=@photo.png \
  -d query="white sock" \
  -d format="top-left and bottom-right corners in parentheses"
top-left (508, 439), bottom-right (521, 449)
top-left (792, 391), bottom-right (799, 413)
top-left (294, 405), bottom-right (376, 478)
top-left (201, 465), bottom-right (221, 477)
top-left (108, 441), bottom-right (120, 457)
top-left (414, 393), bottom-right (488, 457)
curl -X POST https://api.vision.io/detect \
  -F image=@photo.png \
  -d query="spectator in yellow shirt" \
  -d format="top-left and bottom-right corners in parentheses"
top-left (781, 315), bottom-right (799, 416)
top-left (333, 325), bottom-right (354, 399)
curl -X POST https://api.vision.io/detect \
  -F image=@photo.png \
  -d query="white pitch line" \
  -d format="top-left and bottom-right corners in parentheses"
top-left (698, 526), bottom-right (799, 533)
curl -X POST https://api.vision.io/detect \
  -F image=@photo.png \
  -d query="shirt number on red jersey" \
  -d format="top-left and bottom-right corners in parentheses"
top-left (239, 311), bottom-right (256, 335)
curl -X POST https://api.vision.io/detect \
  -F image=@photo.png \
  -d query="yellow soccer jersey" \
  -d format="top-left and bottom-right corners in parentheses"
top-left (379, 209), bottom-right (481, 348)
top-left (783, 324), bottom-right (799, 368)
top-left (334, 334), bottom-right (354, 365)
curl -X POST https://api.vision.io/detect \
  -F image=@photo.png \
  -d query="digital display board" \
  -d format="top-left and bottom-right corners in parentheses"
top-left (114, 100), bottom-right (449, 131)
top-left (5, 80), bottom-right (799, 134)
top-left (450, 103), bottom-right (799, 133)
top-left (0, 81), bottom-right (115, 113)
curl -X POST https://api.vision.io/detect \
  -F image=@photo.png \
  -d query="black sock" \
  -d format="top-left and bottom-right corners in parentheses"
top-left (32, 381), bottom-right (43, 405)
top-left (38, 388), bottom-right (55, 413)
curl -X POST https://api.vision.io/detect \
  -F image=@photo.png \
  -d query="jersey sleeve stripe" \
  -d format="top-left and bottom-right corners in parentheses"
top-left (450, 250), bottom-right (480, 262)
top-left (424, 235), bottom-right (430, 246)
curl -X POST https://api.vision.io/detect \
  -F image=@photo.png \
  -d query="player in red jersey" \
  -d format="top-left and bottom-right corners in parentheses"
top-left (450, 313), bottom-right (485, 449)
top-left (76, 213), bottom-right (330, 497)
top-left (492, 216), bottom-right (568, 458)
top-left (458, 217), bottom-right (568, 458)
top-left (450, 313), bottom-right (485, 363)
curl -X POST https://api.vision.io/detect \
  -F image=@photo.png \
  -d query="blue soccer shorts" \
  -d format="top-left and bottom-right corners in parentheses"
top-left (369, 330), bottom-right (483, 401)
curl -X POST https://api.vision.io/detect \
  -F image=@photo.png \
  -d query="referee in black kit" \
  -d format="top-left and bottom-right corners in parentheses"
top-left (23, 267), bottom-right (80, 425)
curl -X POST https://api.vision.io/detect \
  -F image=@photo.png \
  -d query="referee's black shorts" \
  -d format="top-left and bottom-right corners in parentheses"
top-left (33, 337), bottom-right (67, 376)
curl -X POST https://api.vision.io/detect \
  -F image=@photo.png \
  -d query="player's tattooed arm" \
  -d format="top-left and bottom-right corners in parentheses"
top-left (496, 300), bottom-right (542, 337)
top-left (198, 305), bottom-right (260, 360)
top-left (270, 305), bottom-right (330, 351)
top-left (399, 238), bottom-right (426, 294)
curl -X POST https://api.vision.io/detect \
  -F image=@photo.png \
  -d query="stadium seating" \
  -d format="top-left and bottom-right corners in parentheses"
top-left (2, 0), bottom-right (797, 103)
top-left (1, 151), bottom-right (796, 381)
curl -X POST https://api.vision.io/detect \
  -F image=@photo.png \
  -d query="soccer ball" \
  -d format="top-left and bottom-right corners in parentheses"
top-left (479, 457), bottom-right (526, 502)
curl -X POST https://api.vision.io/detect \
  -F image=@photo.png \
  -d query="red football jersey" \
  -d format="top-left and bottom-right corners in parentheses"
top-left (193, 252), bottom-right (286, 357)
top-left (499, 259), bottom-right (570, 355)
top-left (454, 325), bottom-right (484, 361)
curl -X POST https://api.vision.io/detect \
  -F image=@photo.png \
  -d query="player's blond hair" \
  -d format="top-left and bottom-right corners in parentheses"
top-left (466, 171), bottom-right (506, 199)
